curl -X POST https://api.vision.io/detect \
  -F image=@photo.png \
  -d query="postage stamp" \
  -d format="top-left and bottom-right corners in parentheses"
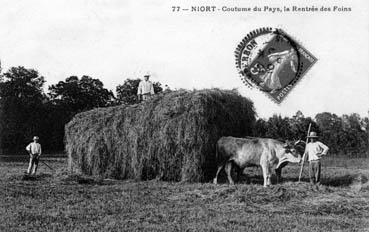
top-left (235, 27), bottom-right (317, 103)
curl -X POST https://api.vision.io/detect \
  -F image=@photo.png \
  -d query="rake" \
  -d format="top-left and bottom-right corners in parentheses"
top-left (298, 123), bottom-right (311, 182)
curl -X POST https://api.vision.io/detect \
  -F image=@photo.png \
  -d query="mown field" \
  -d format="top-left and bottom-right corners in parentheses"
top-left (1, 156), bottom-right (369, 232)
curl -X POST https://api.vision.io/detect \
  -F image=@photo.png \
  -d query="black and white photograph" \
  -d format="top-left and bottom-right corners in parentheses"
top-left (0, 0), bottom-right (368, 231)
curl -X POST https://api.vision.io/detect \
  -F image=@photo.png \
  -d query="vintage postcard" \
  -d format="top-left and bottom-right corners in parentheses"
top-left (0, 0), bottom-right (368, 231)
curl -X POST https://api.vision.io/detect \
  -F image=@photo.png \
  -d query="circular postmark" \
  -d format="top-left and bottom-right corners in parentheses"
top-left (235, 28), bottom-right (315, 103)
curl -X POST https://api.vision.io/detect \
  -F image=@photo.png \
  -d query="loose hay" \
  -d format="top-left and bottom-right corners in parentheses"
top-left (350, 174), bottom-right (369, 192)
top-left (65, 89), bottom-right (256, 182)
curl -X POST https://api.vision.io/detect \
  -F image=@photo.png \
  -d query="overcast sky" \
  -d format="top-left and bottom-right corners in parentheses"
top-left (0, 0), bottom-right (368, 118)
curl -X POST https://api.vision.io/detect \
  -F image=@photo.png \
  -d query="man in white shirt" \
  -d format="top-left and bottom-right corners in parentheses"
top-left (137, 73), bottom-right (155, 101)
top-left (26, 136), bottom-right (42, 175)
top-left (303, 132), bottom-right (329, 185)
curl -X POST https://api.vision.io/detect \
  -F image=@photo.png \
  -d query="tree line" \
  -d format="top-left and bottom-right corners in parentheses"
top-left (0, 66), bottom-right (164, 154)
top-left (0, 66), bottom-right (368, 156)
top-left (253, 111), bottom-right (369, 156)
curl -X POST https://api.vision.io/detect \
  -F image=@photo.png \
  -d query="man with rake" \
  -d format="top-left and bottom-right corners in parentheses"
top-left (303, 132), bottom-right (329, 185)
top-left (25, 136), bottom-right (42, 175)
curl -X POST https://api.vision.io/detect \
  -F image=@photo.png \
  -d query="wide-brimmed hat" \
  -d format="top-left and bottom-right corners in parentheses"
top-left (33, 136), bottom-right (39, 140)
top-left (144, 72), bottom-right (151, 77)
top-left (307, 132), bottom-right (318, 138)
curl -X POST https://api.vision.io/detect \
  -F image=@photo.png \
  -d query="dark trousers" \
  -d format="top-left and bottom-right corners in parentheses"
top-left (142, 94), bottom-right (151, 101)
top-left (309, 160), bottom-right (321, 184)
top-left (27, 154), bottom-right (40, 174)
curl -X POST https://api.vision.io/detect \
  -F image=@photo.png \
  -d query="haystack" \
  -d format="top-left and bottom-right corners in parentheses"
top-left (65, 89), bottom-right (255, 182)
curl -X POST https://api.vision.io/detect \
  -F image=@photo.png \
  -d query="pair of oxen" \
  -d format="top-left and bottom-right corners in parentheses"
top-left (213, 136), bottom-right (305, 187)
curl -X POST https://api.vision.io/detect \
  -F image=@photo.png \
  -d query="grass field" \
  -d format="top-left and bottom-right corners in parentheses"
top-left (1, 156), bottom-right (369, 231)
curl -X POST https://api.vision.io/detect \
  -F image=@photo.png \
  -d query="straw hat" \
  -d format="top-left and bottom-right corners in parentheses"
top-left (307, 132), bottom-right (318, 138)
top-left (33, 136), bottom-right (39, 141)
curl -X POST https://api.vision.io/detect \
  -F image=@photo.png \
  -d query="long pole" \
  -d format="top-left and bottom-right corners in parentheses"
top-left (40, 159), bottom-right (55, 171)
top-left (298, 123), bottom-right (311, 182)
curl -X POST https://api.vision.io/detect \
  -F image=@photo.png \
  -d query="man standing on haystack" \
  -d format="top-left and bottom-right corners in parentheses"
top-left (137, 73), bottom-right (155, 101)
top-left (303, 132), bottom-right (329, 185)
top-left (26, 136), bottom-right (42, 175)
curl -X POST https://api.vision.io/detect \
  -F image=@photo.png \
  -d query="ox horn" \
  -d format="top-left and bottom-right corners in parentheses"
top-left (294, 139), bottom-right (306, 146)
